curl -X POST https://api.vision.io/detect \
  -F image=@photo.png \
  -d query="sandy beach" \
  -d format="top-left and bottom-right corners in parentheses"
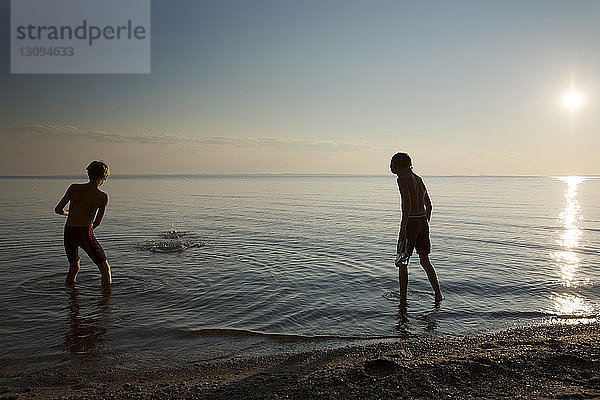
top-left (2, 322), bottom-right (599, 399)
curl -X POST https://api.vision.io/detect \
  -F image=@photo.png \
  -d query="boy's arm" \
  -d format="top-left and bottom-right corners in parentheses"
top-left (424, 190), bottom-right (432, 221)
top-left (54, 185), bottom-right (72, 216)
top-left (92, 194), bottom-right (109, 229)
top-left (397, 178), bottom-right (411, 253)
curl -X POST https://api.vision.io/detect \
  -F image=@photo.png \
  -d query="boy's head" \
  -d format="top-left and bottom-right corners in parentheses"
top-left (86, 161), bottom-right (110, 184)
top-left (390, 152), bottom-right (412, 175)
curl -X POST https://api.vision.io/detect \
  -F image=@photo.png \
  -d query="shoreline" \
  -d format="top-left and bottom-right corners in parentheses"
top-left (2, 322), bottom-right (599, 399)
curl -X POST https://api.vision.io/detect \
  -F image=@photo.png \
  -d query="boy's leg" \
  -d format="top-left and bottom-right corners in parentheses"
top-left (398, 264), bottom-right (408, 302)
top-left (80, 228), bottom-right (111, 287)
top-left (96, 260), bottom-right (112, 287)
top-left (418, 253), bottom-right (443, 301)
top-left (63, 227), bottom-right (80, 285)
top-left (66, 260), bottom-right (80, 285)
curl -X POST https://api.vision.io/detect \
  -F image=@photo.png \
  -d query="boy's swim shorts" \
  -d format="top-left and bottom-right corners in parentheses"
top-left (402, 214), bottom-right (431, 256)
top-left (63, 225), bottom-right (107, 265)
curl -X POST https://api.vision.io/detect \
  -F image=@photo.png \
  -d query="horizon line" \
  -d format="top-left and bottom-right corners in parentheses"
top-left (1, 173), bottom-right (598, 179)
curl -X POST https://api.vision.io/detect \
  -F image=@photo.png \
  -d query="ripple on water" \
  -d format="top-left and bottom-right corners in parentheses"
top-left (19, 271), bottom-right (67, 295)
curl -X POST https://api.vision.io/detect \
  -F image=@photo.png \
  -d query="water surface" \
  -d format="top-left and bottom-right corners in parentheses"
top-left (1, 175), bottom-right (598, 369)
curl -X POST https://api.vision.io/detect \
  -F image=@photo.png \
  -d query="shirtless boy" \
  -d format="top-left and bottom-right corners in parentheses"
top-left (390, 152), bottom-right (442, 303)
top-left (55, 161), bottom-right (112, 287)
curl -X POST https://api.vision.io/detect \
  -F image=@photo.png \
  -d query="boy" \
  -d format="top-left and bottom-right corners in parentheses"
top-left (390, 152), bottom-right (442, 303)
top-left (55, 161), bottom-right (112, 287)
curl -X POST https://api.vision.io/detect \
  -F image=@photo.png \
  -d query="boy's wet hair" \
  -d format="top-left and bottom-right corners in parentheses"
top-left (86, 161), bottom-right (110, 181)
top-left (390, 152), bottom-right (412, 174)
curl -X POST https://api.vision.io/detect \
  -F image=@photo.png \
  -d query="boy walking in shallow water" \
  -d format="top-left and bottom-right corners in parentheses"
top-left (390, 153), bottom-right (442, 303)
top-left (55, 161), bottom-right (112, 287)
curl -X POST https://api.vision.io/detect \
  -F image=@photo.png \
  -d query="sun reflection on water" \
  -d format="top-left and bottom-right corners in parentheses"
top-left (557, 176), bottom-right (584, 249)
top-left (550, 176), bottom-right (593, 321)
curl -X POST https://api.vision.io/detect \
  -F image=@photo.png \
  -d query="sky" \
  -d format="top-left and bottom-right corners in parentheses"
top-left (1, 0), bottom-right (599, 175)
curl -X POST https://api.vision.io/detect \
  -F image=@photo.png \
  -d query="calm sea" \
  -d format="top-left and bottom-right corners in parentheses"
top-left (1, 175), bottom-right (599, 370)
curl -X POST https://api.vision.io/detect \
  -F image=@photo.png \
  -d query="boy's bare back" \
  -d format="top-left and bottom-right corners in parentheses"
top-left (59, 183), bottom-right (108, 228)
top-left (396, 171), bottom-right (428, 217)
top-left (397, 170), bottom-right (431, 220)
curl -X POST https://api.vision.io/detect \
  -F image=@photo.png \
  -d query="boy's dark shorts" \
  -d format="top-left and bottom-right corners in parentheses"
top-left (64, 225), bottom-right (106, 265)
top-left (402, 215), bottom-right (431, 256)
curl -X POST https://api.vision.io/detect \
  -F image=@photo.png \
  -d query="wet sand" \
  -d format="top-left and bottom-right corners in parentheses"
top-left (2, 322), bottom-right (599, 399)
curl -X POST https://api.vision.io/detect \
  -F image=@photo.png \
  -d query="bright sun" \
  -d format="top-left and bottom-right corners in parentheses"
top-left (562, 90), bottom-right (584, 111)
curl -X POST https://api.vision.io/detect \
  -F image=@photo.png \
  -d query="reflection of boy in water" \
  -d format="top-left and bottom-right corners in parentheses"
top-left (55, 161), bottom-right (112, 287)
top-left (390, 153), bottom-right (442, 303)
top-left (64, 287), bottom-right (108, 353)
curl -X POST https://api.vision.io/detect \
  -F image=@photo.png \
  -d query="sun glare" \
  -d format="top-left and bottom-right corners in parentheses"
top-left (562, 90), bottom-right (584, 111)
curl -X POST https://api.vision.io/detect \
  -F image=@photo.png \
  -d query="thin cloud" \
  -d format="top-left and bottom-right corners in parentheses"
top-left (8, 124), bottom-right (369, 152)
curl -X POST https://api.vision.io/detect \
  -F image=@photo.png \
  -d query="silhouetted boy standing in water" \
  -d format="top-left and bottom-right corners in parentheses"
top-left (55, 161), bottom-right (112, 287)
top-left (390, 153), bottom-right (442, 303)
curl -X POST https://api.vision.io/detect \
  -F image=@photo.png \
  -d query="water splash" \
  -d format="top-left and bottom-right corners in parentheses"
top-left (136, 229), bottom-right (205, 253)
top-left (160, 229), bottom-right (198, 240)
